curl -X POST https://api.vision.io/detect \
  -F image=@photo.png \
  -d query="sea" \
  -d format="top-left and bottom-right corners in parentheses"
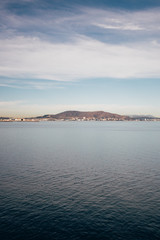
top-left (0, 121), bottom-right (160, 240)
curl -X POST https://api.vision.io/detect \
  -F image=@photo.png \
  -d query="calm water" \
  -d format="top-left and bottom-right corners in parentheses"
top-left (0, 121), bottom-right (160, 240)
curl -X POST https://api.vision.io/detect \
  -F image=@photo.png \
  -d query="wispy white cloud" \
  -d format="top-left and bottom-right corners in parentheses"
top-left (0, 83), bottom-right (24, 89)
top-left (1, 6), bottom-right (160, 83)
top-left (95, 23), bottom-right (143, 31)
top-left (0, 78), bottom-right (64, 89)
top-left (1, 6), bottom-right (160, 40)
top-left (85, 7), bottom-right (160, 32)
top-left (0, 35), bottom-right (160, 81)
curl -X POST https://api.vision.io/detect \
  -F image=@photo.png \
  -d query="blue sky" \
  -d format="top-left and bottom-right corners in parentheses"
top-left (1, 0), bottom-right (160, 117)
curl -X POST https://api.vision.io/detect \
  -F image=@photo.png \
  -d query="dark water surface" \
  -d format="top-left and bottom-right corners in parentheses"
top-left (0, 121), bottom-right (160, 240)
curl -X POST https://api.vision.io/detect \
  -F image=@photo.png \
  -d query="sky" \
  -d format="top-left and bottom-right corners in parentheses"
top-left (1, 0), bottom-right (160, 117)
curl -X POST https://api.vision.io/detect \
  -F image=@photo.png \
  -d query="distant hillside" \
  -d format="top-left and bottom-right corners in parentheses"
top-left (0, 117), bottom-right (10, 120)
top-left (37, 110), bottom-right (130, 120)
top-left (129, 115), bottom-right (156, 120)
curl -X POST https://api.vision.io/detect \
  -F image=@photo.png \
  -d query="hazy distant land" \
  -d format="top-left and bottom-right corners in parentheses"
top-left (0, 111), bottom-right (160, 122)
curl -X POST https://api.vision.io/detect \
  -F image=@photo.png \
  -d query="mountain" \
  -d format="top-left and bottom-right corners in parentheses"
top-left (36, 110), bottom-right (130, 120)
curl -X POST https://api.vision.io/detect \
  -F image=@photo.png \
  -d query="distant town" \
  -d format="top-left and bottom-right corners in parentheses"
top-left (1, 111), bottom-right (160, 122)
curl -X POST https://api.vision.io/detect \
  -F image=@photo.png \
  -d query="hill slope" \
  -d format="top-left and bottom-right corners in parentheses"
top-left (37, 110), bottom-right (130, 120)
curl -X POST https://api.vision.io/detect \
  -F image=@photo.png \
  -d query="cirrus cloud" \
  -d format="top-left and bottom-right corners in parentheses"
top-left (1, 5), bottom-right (160, 83)
top-left (0, 35), bottom-right (160, 81)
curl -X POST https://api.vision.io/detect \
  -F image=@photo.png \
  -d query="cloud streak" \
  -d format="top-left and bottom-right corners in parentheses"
top-left (0, 35), bottom-right (160, 81)
top-left (1, 6), bottom-right (160, 39)
top-left (0, 78), bottom-right (65, 89)
top-left (1, 5), bottom-right (160, 83)
top-left (95, 23), bottom-right (143, 31)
